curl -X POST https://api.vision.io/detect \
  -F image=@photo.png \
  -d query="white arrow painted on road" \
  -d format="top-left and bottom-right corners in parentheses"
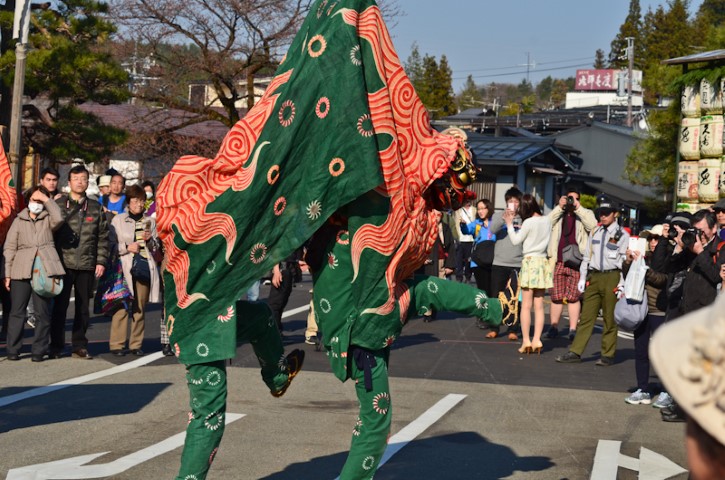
top-left (591, 439), bottom-right (687, 480)
top-left (334, 393), bottom-right (467, 480)
top-left (5, 413), bottom-right (245, 479)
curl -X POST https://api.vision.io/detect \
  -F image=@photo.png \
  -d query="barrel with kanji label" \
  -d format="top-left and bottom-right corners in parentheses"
top-left (699, 115), bottom-right (723, 157)
top-left (679, 118), bottom-right (701, 160)
top-left (698, 158), bottom-right (721, 202)
top-left (700, 78), bottom-right (723, 114)
top-left (677, 161), bottom-right (699, 201)
top-left (681, 84), bottom-right (701, 118)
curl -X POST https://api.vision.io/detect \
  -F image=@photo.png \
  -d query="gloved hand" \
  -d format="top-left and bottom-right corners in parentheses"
top-left (577, 278), bottom-right (586, 293)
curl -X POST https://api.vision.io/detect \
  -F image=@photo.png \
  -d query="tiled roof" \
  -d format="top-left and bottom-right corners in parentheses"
top-left (77, 102), bottom-right (230, 140)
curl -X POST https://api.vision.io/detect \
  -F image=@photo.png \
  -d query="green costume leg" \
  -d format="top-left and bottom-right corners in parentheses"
top-left (176, 361), bottom-right (227, 480)
top-left (340, 348), bottom-right (391, 480)
top-left (408, 275), bottom-right (503, 326)
top-left (570, 274), bottom-right (603, 356)
top-left (236, 301), bottom-right (290, 392)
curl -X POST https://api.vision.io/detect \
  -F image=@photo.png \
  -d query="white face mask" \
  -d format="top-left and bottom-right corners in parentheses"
top-left (145, 191), bottom-right (153, 200)
top-left (28, 202), bottom-right (44, 215)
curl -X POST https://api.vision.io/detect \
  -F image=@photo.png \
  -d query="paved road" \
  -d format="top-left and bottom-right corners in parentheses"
top-left (0, 277), bottom-right (690, 479)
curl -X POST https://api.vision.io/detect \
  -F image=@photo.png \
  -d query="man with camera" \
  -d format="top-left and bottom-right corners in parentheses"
top-left (546, 188), bottom-right (596, 340)
top-left (556, 199), bottom-right (629, 366)
top-left (677, 209), bottom-right (724, 316)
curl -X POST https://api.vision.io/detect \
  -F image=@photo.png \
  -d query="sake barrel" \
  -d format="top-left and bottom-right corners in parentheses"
top-left (676, 203), bottom-right (698, 214)
top-left (700, 115), bottom-right (724, 157)
top-left (721, 157), bottom-right (725, 197)
top-left (679, 118), bottom-right (700, 160)
top-left (681, 83), bottom-right (701, 118)
top-left (701, 78), bottom-right (723, 114)
top-left (698, 158), bottom-right (721, 202)
top-left (677, 161), bottom-right (699, 201)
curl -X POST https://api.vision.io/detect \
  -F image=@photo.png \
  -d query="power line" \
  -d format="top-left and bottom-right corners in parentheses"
top-left (455, 56), bottom-right (593, 74)
top-left (454, 63), bottom-right (591, 81)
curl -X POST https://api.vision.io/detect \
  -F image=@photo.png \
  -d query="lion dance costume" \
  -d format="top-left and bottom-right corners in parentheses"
top-left (157, 1), bottom-right (505, 478)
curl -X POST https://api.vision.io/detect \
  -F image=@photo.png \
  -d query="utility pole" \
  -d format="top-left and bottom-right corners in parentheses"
top-left (9, 0), bottom-right (33, 190)
top-left (626, 37), bottom-right (634, 128)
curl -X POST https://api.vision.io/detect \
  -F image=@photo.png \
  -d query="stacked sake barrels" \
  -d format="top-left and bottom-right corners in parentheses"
top-left (677, 78), bottom-right (725, 211)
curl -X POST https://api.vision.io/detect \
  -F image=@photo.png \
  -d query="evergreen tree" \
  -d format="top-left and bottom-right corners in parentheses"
top-left (404, 43), bottom-right (424, 92)
top-left (457, 75), bottom-right (483, 111)
top-left (641, 0), bottom-right (693, 102)
top-left (692, 0), bottom-right (725, 45)
top-left (0, 0), bottom-right (129, 163)
top-left (609, 0), bottom-right (645, 68)
top-left (536, 76), bottom-right (554, 104)
top-left (435, 55), bottom-right (456, 117)
top-left (594, 49), bottom-right (607, 68)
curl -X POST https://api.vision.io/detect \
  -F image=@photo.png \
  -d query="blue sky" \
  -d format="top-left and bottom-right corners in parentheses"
top-left (388, 0), bottom-right (704, 92)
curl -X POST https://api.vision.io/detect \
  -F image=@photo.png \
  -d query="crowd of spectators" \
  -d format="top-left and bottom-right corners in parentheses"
top-left (0, 165), bottom-right (169, 361)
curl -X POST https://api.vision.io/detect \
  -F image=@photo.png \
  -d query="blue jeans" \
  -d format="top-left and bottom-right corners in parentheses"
top-left (246, 280), bottom-right (261, 302)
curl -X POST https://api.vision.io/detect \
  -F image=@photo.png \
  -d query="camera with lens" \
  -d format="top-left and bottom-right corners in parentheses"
top-left (564, 195), bottom-right (576, 211)
top-left (681, 227), bottom-right (702, 248)
top-left (666, 227), bottom-right (678, 240)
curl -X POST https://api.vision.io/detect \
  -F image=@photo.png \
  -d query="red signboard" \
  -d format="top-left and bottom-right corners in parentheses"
top-left (575, 69), bottom-right (617, 91)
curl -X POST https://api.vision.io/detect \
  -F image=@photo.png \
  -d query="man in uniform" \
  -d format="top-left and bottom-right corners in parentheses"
top-left (556, 199), bottom-right (629, 366)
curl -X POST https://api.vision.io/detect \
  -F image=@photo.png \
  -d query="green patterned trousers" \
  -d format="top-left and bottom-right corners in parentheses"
top-left (175, 302), bottom-right (290, 480)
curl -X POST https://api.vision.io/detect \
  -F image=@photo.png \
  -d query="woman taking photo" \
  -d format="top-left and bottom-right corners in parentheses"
top-left (109, 185), bottom-right (161, 356)
top-left (4, 186), bottom-right (65, 361)
top-left (504, 194), bottom-right (552, 354)
top-left (461, 199), bottom-right (496, 296)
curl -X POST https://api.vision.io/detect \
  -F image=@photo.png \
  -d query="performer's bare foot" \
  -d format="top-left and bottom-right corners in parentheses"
top-left (271, 349), bottom-right (305, 398)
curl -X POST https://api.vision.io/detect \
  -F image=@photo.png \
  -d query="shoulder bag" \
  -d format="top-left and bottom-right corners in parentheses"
top-left (31, 255), bottom-right (64, 298)
top-left (561, 244), bottom-right (583, 270)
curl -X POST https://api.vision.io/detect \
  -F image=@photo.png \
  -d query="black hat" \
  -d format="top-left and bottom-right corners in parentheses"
top-left (670, 212), bottom-right (692, 228)
top-left (596, 200), bottom-right (617, 216)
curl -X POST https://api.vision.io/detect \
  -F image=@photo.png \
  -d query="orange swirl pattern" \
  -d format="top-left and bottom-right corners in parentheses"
top-left (342, 5), bottom-right (458, 318)
top-left (0, 144), bottom-right (17, 244)
top-left (157, 70), bottom-right (293, 309)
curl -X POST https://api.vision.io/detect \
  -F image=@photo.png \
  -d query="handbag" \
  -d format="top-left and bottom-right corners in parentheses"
top-left (131, 254), bottom-right (151, 283)
top-left (614, 289), bottom-right (648, 332)
top-left (561, 244), bottom-right (583, 270)
top-left (31, 255), bottom-right (63, 298)
top-left (94, 258), bottom-right (132, 315)
top-left (471, 240), bottom-right (495, 265)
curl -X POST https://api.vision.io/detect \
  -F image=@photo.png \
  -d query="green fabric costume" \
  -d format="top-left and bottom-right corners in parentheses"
top-left (156, 1), bottom-right (489, 478)
top-left (310, 192), bottom-right (502, 479)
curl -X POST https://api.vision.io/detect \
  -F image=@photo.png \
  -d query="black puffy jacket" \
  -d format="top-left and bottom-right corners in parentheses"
top-left (54, 195), bottom-right (109, 271)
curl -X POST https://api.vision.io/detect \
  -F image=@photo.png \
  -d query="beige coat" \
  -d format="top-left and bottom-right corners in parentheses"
top-left (110, 213), bottom-right (161, 303)
top-left (4, 199), bottom-right (66, 280)
top-left (547, 205), bottom-right (597, 266)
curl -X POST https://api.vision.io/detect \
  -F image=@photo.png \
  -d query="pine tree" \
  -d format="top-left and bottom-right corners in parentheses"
top-left (457, 75), bottom-right (483, 112)
top-left (609, 0), bottom-right (645, 68)
top-left (404, 43), bottom-right (424, 92)
top-left (594, 49), bottom-right (607, 68)
top-left (0, 0), bottom-right (129, 163)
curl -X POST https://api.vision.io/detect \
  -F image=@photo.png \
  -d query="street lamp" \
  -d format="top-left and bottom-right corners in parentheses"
top-left (8, 1), bottom-right (50, 191)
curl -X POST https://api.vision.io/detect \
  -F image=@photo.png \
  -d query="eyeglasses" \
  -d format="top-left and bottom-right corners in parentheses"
top-left (715, 208), bottom-right (725, 214)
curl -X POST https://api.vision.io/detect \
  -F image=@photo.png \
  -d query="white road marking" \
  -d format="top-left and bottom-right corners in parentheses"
top-left (0, 352), bottom-right (164, 408)
top-left (591, 439), bottom-right (687, 480)
top-left (334, 393), bottom-right (467, 480)
top-left (591, 440), bottom-right (621, 480)
top-left (281, 304), bottom-right (310, 318)
top-left (5, 413), bottom-right (245, 479)
top-left (0, 303), bottom-right (311, 408)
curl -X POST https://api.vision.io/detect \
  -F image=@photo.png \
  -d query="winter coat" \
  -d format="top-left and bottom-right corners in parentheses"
top-left (547, 205), bottom-right (597, 265)
top-left (4, 199), bottom-right (66, 280)
top-left (680, 239), bottom-right (725, 315)
top-left (110, 212), bottom-right (161, 303)
top-left (54, 195), bottom-right (109, 271)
